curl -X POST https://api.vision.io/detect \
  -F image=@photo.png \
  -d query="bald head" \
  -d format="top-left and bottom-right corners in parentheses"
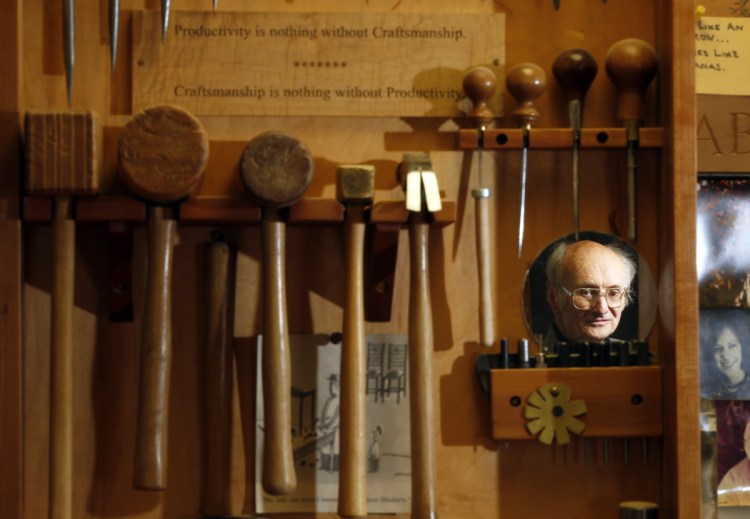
top-left (546, 240), bottom-right (636, 342)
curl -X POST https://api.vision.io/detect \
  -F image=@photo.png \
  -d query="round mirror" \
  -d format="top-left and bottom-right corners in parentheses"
top-left (521, 231), bottom-right (657, 345)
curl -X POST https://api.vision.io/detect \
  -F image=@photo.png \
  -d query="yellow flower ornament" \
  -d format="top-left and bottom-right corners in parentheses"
top-left (524, 383), bottom-right (587, 445)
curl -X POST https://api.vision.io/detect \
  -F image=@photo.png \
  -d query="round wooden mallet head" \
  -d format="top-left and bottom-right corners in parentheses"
top-left (118, 104), bottom-right (209, 204)
top-left (239, 131), bottom-right (314, 208)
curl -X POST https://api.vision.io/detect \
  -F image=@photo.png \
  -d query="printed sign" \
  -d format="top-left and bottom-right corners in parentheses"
top-left (132, 11), bottom-right (505, 116)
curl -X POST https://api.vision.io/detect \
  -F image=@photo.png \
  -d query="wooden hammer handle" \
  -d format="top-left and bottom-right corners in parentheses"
top-left (339, 209), bottom-right (368, 518)
top-left (204, 239), bottom-right (234, 514)
top-left (50, 196), bottom-right (74, 519)
top-left (408, 218), bottom-right (438, 519)
top-left (261, 210), bottom-right (296, 495)
top-left (134, 205), bottom-right (175, 490)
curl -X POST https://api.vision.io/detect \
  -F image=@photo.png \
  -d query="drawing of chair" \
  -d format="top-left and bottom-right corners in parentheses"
top-left (366, 342), bottom-right (385, 402)
top-left (380, 342), bottom-right (407, 403)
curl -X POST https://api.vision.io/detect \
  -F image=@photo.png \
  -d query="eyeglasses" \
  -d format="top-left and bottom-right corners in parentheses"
top-left (560, 286), bottom-right (629, 310)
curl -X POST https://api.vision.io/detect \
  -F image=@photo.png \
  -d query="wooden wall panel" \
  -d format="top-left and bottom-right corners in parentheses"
top-left (8, 0), bottom-right (697, 517)
top-left (0, 0), bottom-right (22, 518)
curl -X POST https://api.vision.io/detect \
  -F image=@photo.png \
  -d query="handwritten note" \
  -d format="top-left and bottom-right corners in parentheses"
top-left (132, 11), bottom-right (505, 117)
top-left (696, 16), bottom-right (750, 95)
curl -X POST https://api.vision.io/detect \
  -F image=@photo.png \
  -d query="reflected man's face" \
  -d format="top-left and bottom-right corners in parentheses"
top-left (547, 241), bottom-right (631, 343)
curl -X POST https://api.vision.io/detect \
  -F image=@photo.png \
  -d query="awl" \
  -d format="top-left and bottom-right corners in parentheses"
top-left (462, 66), bottom-right (498, 348)
top-left (605, 39), bottom-right (658, 242)
top-left (505, 63), bottom-right (547, 257)
top-left (552, 49), bottom-right (598, 241)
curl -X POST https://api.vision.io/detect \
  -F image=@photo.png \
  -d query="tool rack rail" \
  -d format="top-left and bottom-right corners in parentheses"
top-left (457, 127), bottom-right (664, 150)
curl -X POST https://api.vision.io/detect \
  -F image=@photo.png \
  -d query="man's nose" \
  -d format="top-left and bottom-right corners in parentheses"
top-left (593, 293), bottom-right (609, 312)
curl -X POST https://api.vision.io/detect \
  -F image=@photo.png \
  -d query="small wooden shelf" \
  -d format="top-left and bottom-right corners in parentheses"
top-left (490, 366), bottom-right (662, 440)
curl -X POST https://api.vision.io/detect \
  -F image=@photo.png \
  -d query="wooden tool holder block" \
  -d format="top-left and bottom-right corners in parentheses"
top-left (490, 366), bottom-right (662, 441)
top-left (457, 127), bottom-right (664, 150)
top-left (21, 194), bottom-right (456, 324)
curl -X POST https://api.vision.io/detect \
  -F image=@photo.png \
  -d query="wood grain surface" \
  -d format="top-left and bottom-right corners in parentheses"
top-left (10, 0), bottom-right (698, 518)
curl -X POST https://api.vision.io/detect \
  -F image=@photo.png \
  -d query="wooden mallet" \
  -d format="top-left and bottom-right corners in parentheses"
top-left (239, 131), bottom-right (313, 496)
top-left (336, 164), bottom-right (375, 518)
top-left (25, 110), bottom-right (99, 519)
top-left (118, 104), bottom-right (209, 490)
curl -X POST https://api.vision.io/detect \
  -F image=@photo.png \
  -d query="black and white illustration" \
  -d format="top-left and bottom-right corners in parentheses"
top-left (255, 334), bottom-right (411, 513)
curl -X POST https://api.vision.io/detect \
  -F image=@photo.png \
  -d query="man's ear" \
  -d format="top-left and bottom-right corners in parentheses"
top-left (546, 282), bottom-right (559, 314)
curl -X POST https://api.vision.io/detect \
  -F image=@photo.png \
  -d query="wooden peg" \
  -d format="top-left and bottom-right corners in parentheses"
top-left (552, 48), bottom-right (598, 107)
top-left (505, 63), bottom-right (547, 128)
top-left (462, 66), bottom-right (497, 125)
top-left (604, 39), bottom-right (658, 124)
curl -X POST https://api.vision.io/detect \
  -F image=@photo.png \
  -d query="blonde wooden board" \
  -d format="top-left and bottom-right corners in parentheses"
top-left (132, 11), bottom-right (505, 117)
top-left (490, 367), bottom-right (663, 440)
top-left (0, 3), bottom-right (21, 519)
top-left (697, 94), bottom-right (750, 172)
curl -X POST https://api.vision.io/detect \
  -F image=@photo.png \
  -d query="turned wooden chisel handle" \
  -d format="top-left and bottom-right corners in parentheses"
top-left (473, 191), bottom-right (494, 347)
top-left (463, 66), bottom-right (497, 348)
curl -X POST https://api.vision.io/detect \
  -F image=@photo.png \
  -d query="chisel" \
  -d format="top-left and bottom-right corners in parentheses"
top-left (109, 0), bottom-right (119, 72)
top-left (462, 66), bottom-right (497, 348)
top-left (552, 49), bottom-right (598, 241)
top-left (505, 63), bottom-right (547, 257)
top-left (162, 0), bottom-right (170, 42)
top-left (604, 39), bottom-right (658, 242)
top-left (63, 0), bottom-right (74, 104)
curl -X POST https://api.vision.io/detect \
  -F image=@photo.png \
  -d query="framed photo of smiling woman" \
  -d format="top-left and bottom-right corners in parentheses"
top-left (700, 308), bottom-right (750, 400)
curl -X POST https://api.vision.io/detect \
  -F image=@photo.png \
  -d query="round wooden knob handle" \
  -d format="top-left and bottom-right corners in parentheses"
top-left (505, 62), bottom-right (547, 127)
top-left (604, 38), bottom-right (658, 122)
top-left (118, 104), bottom-right (209, 204)
top-left (552, 48), bottom-right (598, 103)
top-left (462, 66), bottom-right (497, 125)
